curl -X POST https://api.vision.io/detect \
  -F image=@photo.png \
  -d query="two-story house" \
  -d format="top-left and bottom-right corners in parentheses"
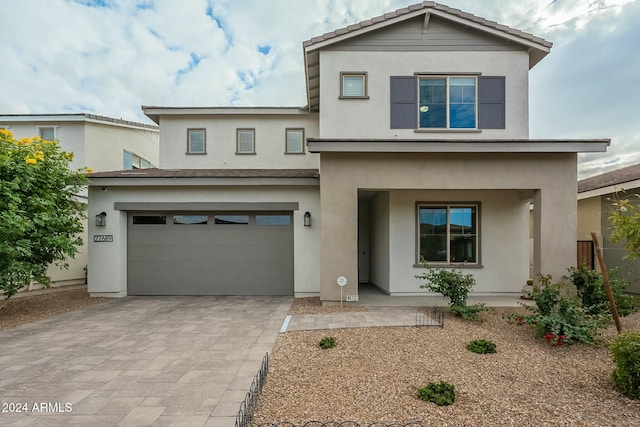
top-left (0, 113), bottom-right (159, 290)
top-left (87, 2), bottom-right (609, 301)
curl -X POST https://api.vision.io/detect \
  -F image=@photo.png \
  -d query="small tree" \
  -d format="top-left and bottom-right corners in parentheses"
top-left (0, 129), bottom-right (90, 298)
top-left (416, 265), bottom-right (487, 320)
top-left (609, 193), bottom-right (640, 259)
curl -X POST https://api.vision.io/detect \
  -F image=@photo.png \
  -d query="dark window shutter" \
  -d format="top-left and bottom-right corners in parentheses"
top-left (390, 76), bottom-right (417, 129)
top-left (478, 76), bottom-right (505, 129)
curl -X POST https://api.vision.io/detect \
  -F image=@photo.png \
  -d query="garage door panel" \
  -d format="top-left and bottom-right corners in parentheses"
top-left (127, 212), bottom-right (293, 295)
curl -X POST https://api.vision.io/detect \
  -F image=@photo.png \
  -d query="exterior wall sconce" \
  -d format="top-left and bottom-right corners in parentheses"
top-left (96, 212), bottom-right (107, 227)
top-left (303, 211), bottom-right (311, 227)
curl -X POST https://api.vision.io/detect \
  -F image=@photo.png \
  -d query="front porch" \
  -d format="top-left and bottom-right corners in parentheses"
top-left (354, 282), bottom-right (532, 307)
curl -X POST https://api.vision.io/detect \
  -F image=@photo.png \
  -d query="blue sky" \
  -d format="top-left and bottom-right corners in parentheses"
top-left (1, 0), bottom-right (638, 178)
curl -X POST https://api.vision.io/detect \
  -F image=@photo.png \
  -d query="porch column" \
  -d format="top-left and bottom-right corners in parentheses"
top-left (319, 167), bottom-right (358, 302)
top-left (532, 186), bottom-right (577, 285)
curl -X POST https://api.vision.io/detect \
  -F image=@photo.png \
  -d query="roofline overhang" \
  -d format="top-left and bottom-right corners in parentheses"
top-left (306, 139), bottom-right (610, 154)
top-left (142, 106), bottom-right (311, 124)
top-left (304, 8), bottom-right (551, 55)
top-left (0, 113), bottom-right (158, 131)
top-left (88, 176), bottom-right (319, 187)
top-left (578, 178), bottom-right (640, 200)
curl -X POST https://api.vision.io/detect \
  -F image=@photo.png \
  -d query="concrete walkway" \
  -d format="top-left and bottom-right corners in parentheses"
top-left (285, 293), bottom-right (531, 332)
top-left (286, 306), bottom-right (430, 331)
top-left (0, 296), bottom-right (291, 427)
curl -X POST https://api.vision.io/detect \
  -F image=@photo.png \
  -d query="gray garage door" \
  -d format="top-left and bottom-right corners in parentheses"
top-left (127, 212), bottom-right (293, 295)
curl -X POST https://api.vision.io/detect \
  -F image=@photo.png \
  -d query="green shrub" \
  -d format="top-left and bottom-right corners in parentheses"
top-left (417, 266), bottom-right (487, 320)
top-left (319, 336), bottom-right (336, 349)
top-left (568, 264), bottom-right (638, 317)
top-left (417, 267), bottom-right (475, 307)
top-left (610, 332), bottom-right (640, 399)
top-left (417, 381), bottom-right (455, 406)
top-left (509, 274), bottom-right (606, 346)
top-left (467, 339), bottom-right (497, 354)
top-left (451, 303), bottom-right (487, 321)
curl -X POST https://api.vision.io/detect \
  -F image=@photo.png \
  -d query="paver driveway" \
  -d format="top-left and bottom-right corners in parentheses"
top-left (0, 295), bottom-right (291, 427)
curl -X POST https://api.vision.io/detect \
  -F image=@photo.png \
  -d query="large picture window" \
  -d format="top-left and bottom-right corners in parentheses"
top-left (418, 204), bottom-right (478, 264)
top-left (419, 77), bottom-right (476, 129)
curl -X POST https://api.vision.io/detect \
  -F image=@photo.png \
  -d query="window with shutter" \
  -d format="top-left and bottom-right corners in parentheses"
top-left (390, 76), bottom-right (418, 129)
top-left (390, 75), bottom-right (505, 130)
top-left (478, 76), bottom-right (505, 129)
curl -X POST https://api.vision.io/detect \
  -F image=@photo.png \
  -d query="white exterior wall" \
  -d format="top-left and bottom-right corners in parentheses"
top-left (388, 190), bottom-right (529, 295)
top-left (3, 122), bottom-right (88, 170)
top-left (87, 185), bottom-right (321, 297)
top-left (318, 50), bottom-right (530, 139)
top-left (159, 114), bottom-right (319, 169)
top-left (85, 122), bottom-right (159, 171)
top-left (0, 117), bottom-right (159, 293)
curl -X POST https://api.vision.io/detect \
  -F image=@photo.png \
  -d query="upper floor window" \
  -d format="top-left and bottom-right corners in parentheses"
top-left (340, 72), bottom-right (368, 98)
top-left (124, 150), bottom-right (154, 170)
top-left (187, 128), bottom-right (206, 154)
top-left (391, 75), bottom-right (505, 130)
top-left (236, 128), bottom-right (255, 154)
top-left (37, 126), bottom-right (56, 141)
top-left (419, 77), bottom-right (476, 129)
top-left (285, 128), bottom-right (304, 154)
top-left (418, 204), bottom-right (478, 265)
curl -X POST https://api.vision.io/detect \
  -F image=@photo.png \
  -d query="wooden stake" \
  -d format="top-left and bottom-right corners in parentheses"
top-left (591, 232), bottom-right (622, 333)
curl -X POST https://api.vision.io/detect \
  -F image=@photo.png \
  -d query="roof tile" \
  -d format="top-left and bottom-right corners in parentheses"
top-left (303, 1), bottom-right (551, 49)
top-left (579, 164), bottom-right (640, 193)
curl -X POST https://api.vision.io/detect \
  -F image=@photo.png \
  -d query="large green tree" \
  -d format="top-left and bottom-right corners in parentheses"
top-left (0, 129), bottom-right (90, 298)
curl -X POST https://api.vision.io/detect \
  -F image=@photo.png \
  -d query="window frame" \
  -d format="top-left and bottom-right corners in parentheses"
top-left (285, 128), bottom-right (305, 154)
top-left (36, 126), bottom-right (57, 141)
top-left (416, 202), bottom-right (480, 266)
top-left (340, 71), bottom-right (369, 99)
top-left (418, 75), bottom-right (478, 130)
top-left (124, 149), bottom-right (154, 170)
top-left (187, 128), bottom-right (206, 154)
top-left (236, 128), bottom-right (256, 154)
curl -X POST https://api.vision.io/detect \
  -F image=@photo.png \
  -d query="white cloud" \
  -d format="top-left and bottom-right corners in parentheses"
top-left (0, 0), bottom-right (637, 178)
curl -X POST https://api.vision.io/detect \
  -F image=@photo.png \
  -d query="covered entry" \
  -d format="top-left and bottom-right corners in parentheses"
top-left (127, 211), bottom-right (294, 295)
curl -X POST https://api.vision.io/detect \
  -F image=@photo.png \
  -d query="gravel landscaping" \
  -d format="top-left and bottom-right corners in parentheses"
top-left (253, 305), bottom-right (640, 426)
top-left (0, 288), bottom-right (110, 330)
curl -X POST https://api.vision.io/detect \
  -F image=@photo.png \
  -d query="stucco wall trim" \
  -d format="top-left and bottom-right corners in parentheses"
top-left (90, 177), bottom-right (319, 187)
top-left (113, 202), bottom-right (299, 211)
top-left (307, 139), bottom-right (610, 153)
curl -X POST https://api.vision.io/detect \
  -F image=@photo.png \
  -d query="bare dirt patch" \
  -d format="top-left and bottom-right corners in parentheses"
top-left (254, 307), bottom-right (640, 426)
top-left (0, 289), bottom-right (110, 330)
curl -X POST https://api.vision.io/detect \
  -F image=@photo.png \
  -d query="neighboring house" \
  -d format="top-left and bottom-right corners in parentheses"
top-left (0, 113), bottom-right (159, 290)
top-left (87, 2), bottom-right (609, 301)
top-left (578, 164), bottom-right (640, 294)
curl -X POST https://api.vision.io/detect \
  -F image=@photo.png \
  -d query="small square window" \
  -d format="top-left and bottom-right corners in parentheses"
top-left (187, 129), bottom-right (206, 154)
top-left (340, 72), bottom-right (368, 98)
top-left (38, 126), bottom-right (56, 141)
top-left (236, 129), bottom-right (255, 154)
top-left (285, 128), bottom-right (304, 154)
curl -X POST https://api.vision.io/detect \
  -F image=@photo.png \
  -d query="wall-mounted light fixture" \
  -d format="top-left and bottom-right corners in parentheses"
top-left (303, 211), bottom-right (311, 227)
top-left (96, 212), bottom-right (107, 227)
